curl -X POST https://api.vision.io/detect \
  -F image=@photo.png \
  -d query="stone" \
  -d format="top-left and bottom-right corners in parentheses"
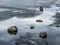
top-left (36, 19), bottom-right (43, 22)
top-left (39, 32), bottom-right (47, 38)
top-left (8, 26), bottom-right (18, 35)
top-left (39, 6), bottom-right (43, 11)
top-left (30, 26), bottom-right (35, 29)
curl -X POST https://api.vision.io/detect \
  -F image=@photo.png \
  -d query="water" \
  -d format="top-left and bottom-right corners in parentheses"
top-left (0, 0), bottom-right (60, 45)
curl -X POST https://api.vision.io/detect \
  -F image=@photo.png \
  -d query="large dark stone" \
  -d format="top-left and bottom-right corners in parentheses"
top-left (8, 26), bottom-right (18, 35)
top-left (39, 32), bottom-right (47, 38)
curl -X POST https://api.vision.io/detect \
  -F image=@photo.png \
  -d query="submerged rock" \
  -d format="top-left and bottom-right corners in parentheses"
top-left (30, 26), bottom-right (35, 29)
top-left (8, 26), bottom-right (18, 35)
top-left (36, 19), bottom-right (43, 22)
top-left (39, 32), bottom-right (47, 38)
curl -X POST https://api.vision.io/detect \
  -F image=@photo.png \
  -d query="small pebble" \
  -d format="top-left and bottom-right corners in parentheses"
top-left (39, 32), bottom-right (47, 38)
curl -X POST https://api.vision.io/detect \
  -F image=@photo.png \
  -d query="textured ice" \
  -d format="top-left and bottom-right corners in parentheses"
top-left (0, 0), bottom-right (60, 45)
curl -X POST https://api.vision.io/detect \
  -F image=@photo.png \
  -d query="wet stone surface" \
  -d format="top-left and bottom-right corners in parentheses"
top-left (39, 32), bottom-right (47, 38)
top-left (8, 26), bottom-right (18, 35)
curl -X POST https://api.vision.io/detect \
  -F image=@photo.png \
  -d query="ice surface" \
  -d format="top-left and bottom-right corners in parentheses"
top-left (0, 0), bottom-right (58, 41)
top-left (0, 0), bottom-right (57, 8)
top-left (0, 0), bottom-right (60, 45)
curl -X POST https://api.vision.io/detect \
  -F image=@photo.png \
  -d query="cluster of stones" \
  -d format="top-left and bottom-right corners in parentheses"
top-left (7, 6), bottom-right (48, 45)
top-left (7, 6), bottom-right (46, 38)
top-left (7, 26), bottom-right (47, 39)
top-left (7, 20), bottom-right (45, 38)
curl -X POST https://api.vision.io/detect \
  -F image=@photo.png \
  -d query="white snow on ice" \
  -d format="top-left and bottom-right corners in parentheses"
top-left (0, 0), bottom-right (60, 42)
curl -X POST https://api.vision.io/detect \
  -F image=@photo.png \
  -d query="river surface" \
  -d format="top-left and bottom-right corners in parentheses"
top-left (0, 0), bottom-right (60, 45)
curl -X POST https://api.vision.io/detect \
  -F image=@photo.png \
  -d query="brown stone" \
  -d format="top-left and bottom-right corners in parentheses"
top-left (39, 32), bottom-right (47, 38)
top-left (36, 19), bottom-right (43, 22)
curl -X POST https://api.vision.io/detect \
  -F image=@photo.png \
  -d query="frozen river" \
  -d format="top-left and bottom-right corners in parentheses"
top-left (0, 0), bottom-right (60, 45)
